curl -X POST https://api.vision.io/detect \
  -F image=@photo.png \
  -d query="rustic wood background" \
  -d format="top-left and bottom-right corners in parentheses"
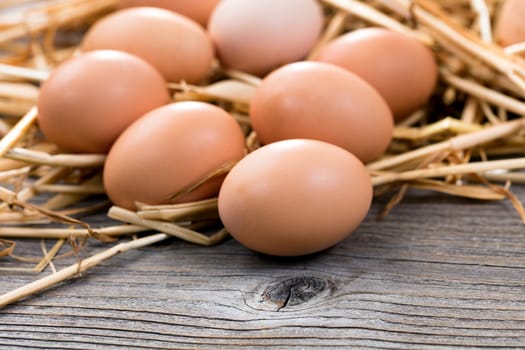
top-left (2, 185), bottom-right (525, 349)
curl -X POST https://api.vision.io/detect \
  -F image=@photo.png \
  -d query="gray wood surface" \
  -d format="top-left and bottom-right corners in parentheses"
top-left (1, 186), bottom-right (525, 349)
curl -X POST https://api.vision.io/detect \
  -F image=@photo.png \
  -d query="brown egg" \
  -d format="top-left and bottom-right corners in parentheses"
top-left (250, 61), bottom-right (393, 164)
top-left (208, 0), bottom-right (323, 77)
top-left (117, 0), bottom-right (221, 27)
top-left (314, 28), bottom-right (437, 121)
top-left (103, 101), bottom-right (246, 210)
top-left (81, 7), bottom-right (214, 84)
top-left (495, 0), bottom-right (525, 47)
top-left (218, 139), bottom-right (373, 256)
top-left (37, 50), bottom-right (170, 153)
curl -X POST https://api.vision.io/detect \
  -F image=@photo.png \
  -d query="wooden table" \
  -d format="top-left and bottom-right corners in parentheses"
top-left (2, 186), bottom-right (525, 349)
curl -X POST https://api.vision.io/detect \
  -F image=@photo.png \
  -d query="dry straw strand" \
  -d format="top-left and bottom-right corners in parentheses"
top-left (372, 157), bottom-right (525, 186)
top-left (369, 119), bottom-right (525, 171)
top-left (108, 206), bottom-right (229, 246)
top-left (137, 198), bottom-right (219, 221)
top-left (0, 225), bottom-right (149, 239)
top-left (0, 106), bottom-right (38, 157)
top-left (4, 148), bottom-right (106, 168)
top-left (0, 233), bottom-right (170, 309)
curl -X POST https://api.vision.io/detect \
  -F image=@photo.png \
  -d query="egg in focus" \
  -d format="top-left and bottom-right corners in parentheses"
top-left (103, 101), bottom-right (246, 210)
top-left (218, 139), bottom-right (373, 257)
top-left (117, 0), bottom-right (221, 27)
top-left (37, 50), bottom-right (170, 154)
top-left (81, 7), bottom-right (214, 84)
top-left (314, 27), bottom-right (438, 121)
top-left (250, 61), bottom-right (393, 163)
top-left (208, 0), bottom-right (324, 77)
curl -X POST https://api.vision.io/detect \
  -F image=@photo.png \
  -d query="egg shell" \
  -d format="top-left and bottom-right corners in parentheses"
top-left (495, 0), bottom-right (525, 47)
top-left (208, 0), bottom-right (324, 77)
top-left (118, 0), bottom-right (221, 27)
top-left (103, 101), bottom-right (246, 210)
top-left (314, 27), bottom-right (438, 120)
top-left (250, 61), bottom-right (393, 164)
top-left (218, 139), bottom-right (373, 257)
top-left (82, 7), bottom-right (214, 84)
top-left (37, 50), bottom-right (170, 154)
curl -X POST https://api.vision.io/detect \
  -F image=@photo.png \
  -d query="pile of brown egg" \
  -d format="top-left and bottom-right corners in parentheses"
top-left (36, 0), bottom-right (440, 256)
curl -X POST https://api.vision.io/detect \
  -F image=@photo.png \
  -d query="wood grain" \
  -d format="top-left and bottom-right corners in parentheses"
top-left (1, 187), bottom-right (525, 349)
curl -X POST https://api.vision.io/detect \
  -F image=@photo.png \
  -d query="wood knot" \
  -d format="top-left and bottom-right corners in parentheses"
top-left (247, 276), bottom-right (332, 312)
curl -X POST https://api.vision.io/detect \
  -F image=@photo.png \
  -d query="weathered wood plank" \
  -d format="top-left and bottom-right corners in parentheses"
top-left (1, 187), bottom-right (525, 348)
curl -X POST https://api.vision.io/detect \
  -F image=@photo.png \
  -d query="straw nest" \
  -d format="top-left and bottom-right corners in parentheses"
top-left (1, 0), bottom-right (524, 307)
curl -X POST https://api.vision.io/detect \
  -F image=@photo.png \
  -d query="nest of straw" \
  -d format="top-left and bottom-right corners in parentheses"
top-left (1, 0), bottom-right (525, 307)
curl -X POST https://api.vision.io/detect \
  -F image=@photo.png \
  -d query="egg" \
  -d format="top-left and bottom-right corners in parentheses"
top-left (250, 61), bottom-right (393, 163)
top-left (117, 0), bottom-right (221, 27)
top-left (314, 27), bottom-right (437, 121)
top-left (208, 0), bottom-right (324, 77)
top-left (218, 139), bottom-right (373, 256)
top-left (495, 0), bottom-right (525, 48)
top-left (81, 7), bottom-right (214, 84)
top-left (37, 50), bottom-right (170, 154)
top-left (103, 101), bottom-right (246, 210)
